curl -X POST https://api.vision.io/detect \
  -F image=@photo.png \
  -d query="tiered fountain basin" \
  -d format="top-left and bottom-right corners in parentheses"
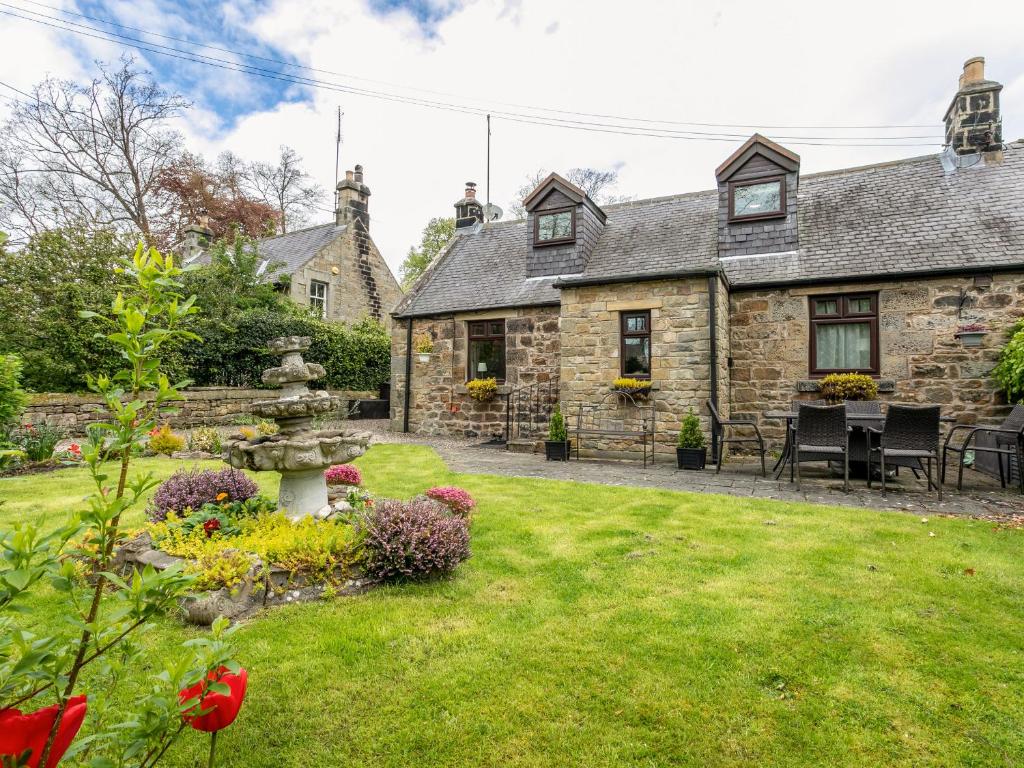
top-left (222, 336), bottom-right (370, 520)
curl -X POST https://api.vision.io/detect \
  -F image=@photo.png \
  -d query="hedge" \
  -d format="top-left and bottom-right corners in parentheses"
top-left (182, 309), bottom-right (391, 392)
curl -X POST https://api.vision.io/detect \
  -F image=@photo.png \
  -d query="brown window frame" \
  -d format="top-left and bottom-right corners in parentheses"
top-left (728, 175), bottom-right (786, 223)
top-left (467, 319), bottom-right (506, 382)
top-left (808, 292), bottom-right (879, 377)
top-left (620, 310), bottom-right (652, 379)
top-left (533, 206), bottom-right (576, 247)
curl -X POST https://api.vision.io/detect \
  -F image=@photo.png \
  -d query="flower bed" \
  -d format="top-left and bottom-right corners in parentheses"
top-left (117, 474), bottom-right (474, 624)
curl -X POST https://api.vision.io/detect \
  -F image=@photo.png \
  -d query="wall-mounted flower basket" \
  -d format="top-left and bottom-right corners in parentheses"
top-left (417, 353), bottom-right (431, 363)
top-left (466, 377), bottom-right (498, 402)
top-left (413, 332), bottom-right (434, 362)
top-left (612, 377), bottom-right (652, 400)
top-left (955, 325), bottom-right (988, 348)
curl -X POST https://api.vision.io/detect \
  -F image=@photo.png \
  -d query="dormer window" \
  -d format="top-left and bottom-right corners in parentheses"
top-left (729, 176), bottom-right (785, 222)
top-left (534, 207), bottom-right (575, 245)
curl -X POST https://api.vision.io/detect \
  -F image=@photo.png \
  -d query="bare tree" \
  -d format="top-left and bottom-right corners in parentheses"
top-left (508, 166), bottom-right (631, 219)
top-left (245, 145), bottom-right (325, 234)
top-left (0, 57), bottom-right (187, 245)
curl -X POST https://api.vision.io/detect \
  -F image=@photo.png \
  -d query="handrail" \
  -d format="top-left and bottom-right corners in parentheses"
top-left (504, 380), bottom-right (559, 445)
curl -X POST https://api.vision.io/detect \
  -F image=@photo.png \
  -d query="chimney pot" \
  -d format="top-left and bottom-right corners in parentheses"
top-left (959, 56), bottom-right (985, 88)
top-left (354, 164), bottom-right (364, 183)
top-left (465, 181), bottom-right (477, 199)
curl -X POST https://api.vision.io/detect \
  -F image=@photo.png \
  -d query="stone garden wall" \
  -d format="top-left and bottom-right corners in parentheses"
top-left (559, 277), bottom-right (715, 461)
top-left (390, 307), bottom-right (561, 439)
top-left (24, 387), bottom-right (372, 435)
top-left (729, 272), bottom-right (1024, 445)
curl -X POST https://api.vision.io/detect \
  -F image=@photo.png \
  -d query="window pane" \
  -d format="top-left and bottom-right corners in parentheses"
top-left (847, 297), bottom-right (872, 314)
top-left (814, 299), bottom-right (838, 315)
top-left (489, 321), bottom-right (503, 335)
top-left (469, 322), bottom-right (485, 336)
top-left (469, 339), bottom-right (505, 380)
top-left (815, 322), bottom-right (871, 370)
top-left (622, 337), bottom-right (650, 376)
top-left (537, 211), bottom-right (573, 241)
top-left (625, 314), bottom-right (647, 333)
top-left (733, 181), bottom-right (782, 217)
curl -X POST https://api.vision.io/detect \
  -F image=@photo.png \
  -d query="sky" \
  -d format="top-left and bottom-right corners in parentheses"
top-left (1, 0), bottom-right (1023, 277)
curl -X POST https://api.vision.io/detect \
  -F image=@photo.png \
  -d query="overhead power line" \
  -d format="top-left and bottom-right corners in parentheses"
top-left (0, 4), bottom-right (945, 148)
top-left (10, 0), bottom-right (938, 132)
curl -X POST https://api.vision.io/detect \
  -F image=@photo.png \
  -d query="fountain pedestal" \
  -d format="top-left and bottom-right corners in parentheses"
top-left (223, 336), bottom-right (370, 520)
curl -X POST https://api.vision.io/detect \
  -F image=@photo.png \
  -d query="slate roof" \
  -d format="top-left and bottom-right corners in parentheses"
top-left (723, 143), bottom-right (1024, 287)
top-left (395, 142), bottom-right (1024, 317)
top-left (189, 222), bottom-right (346, 281)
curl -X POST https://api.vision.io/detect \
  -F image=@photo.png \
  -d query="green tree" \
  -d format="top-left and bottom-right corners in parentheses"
top-left (400, 217), bottom-right (455, 289)
top-left (993, 319), bottom-right (1024, 403)
top-left (0, 228), bottom-right (131, 391)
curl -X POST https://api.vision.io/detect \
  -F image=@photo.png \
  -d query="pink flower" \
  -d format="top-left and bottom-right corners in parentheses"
top-left (424, 487), bottom-right (476, 517)
top-left (325, 464), bottom-right (362, 486)
top-left (69, 444), bottom-right (81, 455)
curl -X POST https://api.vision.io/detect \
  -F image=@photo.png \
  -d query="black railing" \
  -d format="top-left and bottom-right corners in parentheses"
top-left (504, 381), bottom-right (559, 444)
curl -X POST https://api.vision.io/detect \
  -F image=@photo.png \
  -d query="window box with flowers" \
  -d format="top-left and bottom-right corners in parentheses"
top-left (955, 323), bottom-right (989, 348)
top-left (612, 377), bottom-right (653, 399)
top-left (466, 377), bottom-right (498, 402)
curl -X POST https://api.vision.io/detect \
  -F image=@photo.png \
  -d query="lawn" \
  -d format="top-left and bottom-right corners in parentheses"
top-left (2, 444), bottom-right (1023, 767)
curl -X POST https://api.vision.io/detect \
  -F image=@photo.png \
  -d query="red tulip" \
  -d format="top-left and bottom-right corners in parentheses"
top-left (0, 695), bottom-right (88, 768)
top-left (179, 667), bottom-right (247, 733)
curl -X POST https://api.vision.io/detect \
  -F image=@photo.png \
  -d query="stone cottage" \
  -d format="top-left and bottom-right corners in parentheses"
top-left (391, 57), bottom-right (1024, 460)
top-left (184, 165), bottom-right (402, 330)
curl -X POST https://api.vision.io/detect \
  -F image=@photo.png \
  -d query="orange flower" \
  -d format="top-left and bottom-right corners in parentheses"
top-left (215, 492), bottom-right (228, 502)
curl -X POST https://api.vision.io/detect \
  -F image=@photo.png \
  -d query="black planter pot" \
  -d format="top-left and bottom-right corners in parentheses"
top-left (676, 447), bottom-right (707, 470)
top-left (545, 440), bottom-right (571, 461)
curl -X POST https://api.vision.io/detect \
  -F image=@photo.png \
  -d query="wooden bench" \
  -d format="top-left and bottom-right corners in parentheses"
top-left (569, 391), bottom-right (657, 467)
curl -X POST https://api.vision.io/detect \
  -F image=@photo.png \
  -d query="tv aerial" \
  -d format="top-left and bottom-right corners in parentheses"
top-left (484, 203), bottom-right (503, 222)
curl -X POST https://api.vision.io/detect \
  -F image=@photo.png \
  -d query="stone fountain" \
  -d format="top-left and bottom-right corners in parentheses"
top-left (223, 336), bottom-right (370, 520)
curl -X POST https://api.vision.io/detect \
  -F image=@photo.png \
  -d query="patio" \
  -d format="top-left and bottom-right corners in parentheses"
top-left (363, 420), bottom-right (1023, 521)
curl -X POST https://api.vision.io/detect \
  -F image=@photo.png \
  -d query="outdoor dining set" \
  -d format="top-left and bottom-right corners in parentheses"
top-left (707, 400), bottom-right (1024, 499)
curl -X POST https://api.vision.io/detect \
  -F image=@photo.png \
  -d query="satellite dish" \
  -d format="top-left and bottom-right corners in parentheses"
top-left (484, 203), bottom-right (503, 222)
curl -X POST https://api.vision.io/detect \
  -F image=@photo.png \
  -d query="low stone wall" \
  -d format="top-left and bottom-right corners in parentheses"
top-left (23, 387), bottom-right (374, 435)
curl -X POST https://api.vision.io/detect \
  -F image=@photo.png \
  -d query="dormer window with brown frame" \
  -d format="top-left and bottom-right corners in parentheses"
top-left (728, 176), bottom-right (785, 222)
top-left (534, 207), bottom-right (575, 246)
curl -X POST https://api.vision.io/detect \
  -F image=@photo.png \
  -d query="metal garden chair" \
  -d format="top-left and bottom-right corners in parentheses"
top-left (941, 404), bottom-right (1024, 493)
top-left (706, 400), bottom-right (766, 476)
top-left (792, 403), bottom-right (849, 491)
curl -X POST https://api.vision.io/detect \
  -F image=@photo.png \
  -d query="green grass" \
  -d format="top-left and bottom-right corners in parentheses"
top-left (2, 446), bottom-right (1023, 767)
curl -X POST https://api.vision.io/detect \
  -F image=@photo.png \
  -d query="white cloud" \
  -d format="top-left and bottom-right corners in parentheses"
top-left (3, 0), bottom-right (1024, 279)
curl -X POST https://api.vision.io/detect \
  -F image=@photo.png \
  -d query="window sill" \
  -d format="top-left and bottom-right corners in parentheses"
top-left (455, 383), bottom-right (511, 396)
top-left (797, 379), bottom-right (894, 393)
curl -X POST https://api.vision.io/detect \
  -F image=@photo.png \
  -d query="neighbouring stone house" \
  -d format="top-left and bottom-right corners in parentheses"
top-left (391, 57), bottom-right (1024, 461)
top-left (184, 165), bottom-right (403, 330)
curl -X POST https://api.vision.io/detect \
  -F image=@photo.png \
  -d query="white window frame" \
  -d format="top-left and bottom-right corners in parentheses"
top-left (309, 280), bottom-right (328, 316)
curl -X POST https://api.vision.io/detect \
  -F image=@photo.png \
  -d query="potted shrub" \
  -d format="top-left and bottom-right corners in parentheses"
top-left (544, 403), bottom-right (571, 461)
top-left (612, 377), bottom-right (653, 399)
top-left (817, 373), bottom-right (878, 403)
top-left (466, 377), bottom-right (498, 402)
top-left (955, 322), bottom-right (989, 348)
top-left (413, 333), bottom-right (433, 363)
top-left (676, 408), bottom-right (707, 470)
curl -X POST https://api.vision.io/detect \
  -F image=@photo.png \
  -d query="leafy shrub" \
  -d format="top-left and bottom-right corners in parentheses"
top-left (188, 426), bottom-right (222, 455)
top-left (466, 377), bottom-right (497, 402)
top-left (181, 309), bottom-right (391, 392)
top-left (993, 320), bottom-right (1024, 403)
top-left (818, 373), bottom-right (878, 402)
top-left (148, 424), bottom-right (185, 455)
top-left (10, 422), bottom-right (65, 461)
top-left (325, 464), bottom-right (362, 486)
top-left (149, 467), bottom-right (260, 521)
top-left (677, 408), bottom-right (706, 449)
top-left (413, 333), bottom-right (433, 354)
top-left (547, 403), bottom-right (567, 442)
top-left (257, 419), bottom-right (279, 435)
top-left (425, 486), bottom-right (476, 518)
top-left (0, 354), bottom-right (28, 428)
top-left (150, 512), bottom-right (361, 589)
top-left (362, 499), bottom-right (471, 582)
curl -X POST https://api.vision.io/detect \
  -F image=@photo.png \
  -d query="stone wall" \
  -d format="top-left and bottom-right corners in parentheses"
top-left (390, 306), bottom-right (560, 438)
top-left (287, 228), bottom-right (403, 331)
top-left (559, 278), bottom-right (714, 461)
top-left (23, 387), bottom-right (371, 435)
top-left (729, 272), bottom-right (1024, 446)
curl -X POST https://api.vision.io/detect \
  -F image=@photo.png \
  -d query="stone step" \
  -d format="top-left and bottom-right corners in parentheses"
top-left (506, 438), bottom-right (543, 454)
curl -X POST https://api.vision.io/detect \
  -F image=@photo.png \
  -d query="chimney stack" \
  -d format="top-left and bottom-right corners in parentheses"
top-left (454, 181), bottom-right (484, 230)
top-left (336, 164), bottom-right (370, 230)
top-left (181, 212), bottom-right (213, 262)
top-left (944, 56), bottom-right (1003, 155)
